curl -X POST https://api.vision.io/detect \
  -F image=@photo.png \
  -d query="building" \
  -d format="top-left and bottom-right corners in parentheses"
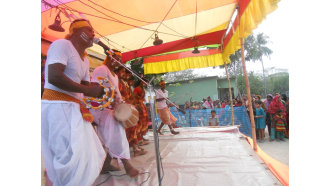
top-left (162, 76), bottom-right (237, 106)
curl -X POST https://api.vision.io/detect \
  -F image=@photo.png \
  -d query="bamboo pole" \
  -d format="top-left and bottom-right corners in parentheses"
top-left (224, 62), bottom-right (235, 126)
top-left (240, 38), bottom-right (257, 151)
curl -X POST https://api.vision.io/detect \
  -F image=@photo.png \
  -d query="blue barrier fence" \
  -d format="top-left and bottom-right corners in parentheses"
top-left (154, 106), bottom-right (252, 137)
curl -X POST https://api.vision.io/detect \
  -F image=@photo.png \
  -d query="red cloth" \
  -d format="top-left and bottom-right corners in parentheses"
top-left (268, 95), bottom-right (286, 117)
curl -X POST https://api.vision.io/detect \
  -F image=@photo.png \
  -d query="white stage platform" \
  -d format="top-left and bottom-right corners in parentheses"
top-left (92, 126), bottom-right (281, 186)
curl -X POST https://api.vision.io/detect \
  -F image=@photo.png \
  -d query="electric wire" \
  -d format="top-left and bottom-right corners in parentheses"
top-left (44, 0), bottom-right (219, 52)
top-left (86, 0), bottom-right (158, 24)
top-left (139, 0), bottom-right (178, 49)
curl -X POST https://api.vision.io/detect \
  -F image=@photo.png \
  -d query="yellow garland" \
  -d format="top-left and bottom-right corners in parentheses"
top-left (82, 77), bottom-right (115, 110)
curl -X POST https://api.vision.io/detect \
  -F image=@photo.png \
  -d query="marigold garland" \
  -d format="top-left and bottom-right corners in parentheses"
top-left (82, 77), bottom-right (115, 110)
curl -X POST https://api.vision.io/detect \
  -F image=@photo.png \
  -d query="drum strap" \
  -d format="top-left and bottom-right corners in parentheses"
top-left (42, 89), bottom-right (94, 123)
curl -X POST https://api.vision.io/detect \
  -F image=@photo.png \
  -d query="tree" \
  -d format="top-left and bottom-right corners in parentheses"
top-left (245, 33), bottom-right (273, 97)
top-left (128, 58), bottom-right (164, 85)
top-left (266, 72), bottom-right (289, 94)
top-left (218, 32), bottom-right (273, 98)
top-left (237, 72), bottom-right (264, 96)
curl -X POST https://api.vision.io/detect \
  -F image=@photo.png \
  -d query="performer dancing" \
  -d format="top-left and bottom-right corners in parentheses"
top-left (156, 80), bottom-right (180, 135)
top-left (133, 79), bottom-right (150, 146)
top-left (41, 19), bottom-right (106, 186)
top-left (90, 54), bottom-right (139, 177)
top-left (118, 67), bottom-right (147, 156)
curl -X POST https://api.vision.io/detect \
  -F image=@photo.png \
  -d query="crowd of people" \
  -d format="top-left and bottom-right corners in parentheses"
top-left (41, 19), bottom-right (180, 186)
top-left (184, 96), bottom-right (244, 110)
top-left (182, 93), bottom-right (289, 142)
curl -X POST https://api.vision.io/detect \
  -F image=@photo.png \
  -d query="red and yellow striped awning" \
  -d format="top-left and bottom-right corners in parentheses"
top-left (41, 0), bottom-right (279, 74)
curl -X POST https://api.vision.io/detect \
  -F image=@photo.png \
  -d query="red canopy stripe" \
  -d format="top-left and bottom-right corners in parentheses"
top-left (144, 48), bottom-right (222, 63)
top-left (122, 30), bottom-right (226, 62)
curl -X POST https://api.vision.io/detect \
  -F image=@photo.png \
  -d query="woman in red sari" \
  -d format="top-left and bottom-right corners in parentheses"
top-left (118, 67), bottom-right (147, 156)
top-left (133, 79), bottom-right (150, 147)
top-left (267, 95), bottom-right (286, 141)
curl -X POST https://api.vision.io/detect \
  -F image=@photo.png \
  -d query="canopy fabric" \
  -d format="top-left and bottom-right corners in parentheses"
top-left (41, 0), bottom-right (279, 74)
top-left (143, 0), bottom-right (280, 74)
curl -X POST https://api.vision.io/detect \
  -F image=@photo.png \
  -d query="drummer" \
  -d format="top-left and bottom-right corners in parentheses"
top-left (89, 53), bottom-right (139, 177)
top-left (117, 66), bottom-right (148, 156)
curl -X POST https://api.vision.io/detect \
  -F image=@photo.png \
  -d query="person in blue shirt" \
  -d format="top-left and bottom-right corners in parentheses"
top-left (255, 100), bottom-right (266, 142)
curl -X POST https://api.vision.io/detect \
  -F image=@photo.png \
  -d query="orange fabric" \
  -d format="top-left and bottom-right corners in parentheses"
top-left (133, 86), bottom-right (149, 141)
top-left (42, 89), bottom-right (94, 123)
top-left (41, 0), bottom-right (236, 41)
top-left (242, 134), bottom-right (289, 186)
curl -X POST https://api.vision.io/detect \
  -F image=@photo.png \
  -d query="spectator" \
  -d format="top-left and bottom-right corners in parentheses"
top-left (203, 96), bottom-right (214, 109)
top-left (264, 94), bottom-right (273, 138)
top-left (281, 94), bottom-right (289, 138)
top-left (273, 109), bottom-right (287, 141)
top-left (208, 110), bottom-right (219, 126)
top-left (268, 95), bottom-right (286, 141)
top-left (255, 101), bottom-right (266, 142)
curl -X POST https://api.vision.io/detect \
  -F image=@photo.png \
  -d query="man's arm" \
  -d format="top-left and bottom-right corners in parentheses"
top-left (48, 63), bottom-right (103, 98)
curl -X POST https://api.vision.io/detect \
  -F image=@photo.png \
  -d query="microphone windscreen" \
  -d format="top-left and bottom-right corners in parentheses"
top-left (93, 38), bottom-right (100, 44)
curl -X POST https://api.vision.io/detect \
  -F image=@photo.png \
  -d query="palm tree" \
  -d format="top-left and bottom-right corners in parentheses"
top-left (245, 33), bottom-right (273, 97)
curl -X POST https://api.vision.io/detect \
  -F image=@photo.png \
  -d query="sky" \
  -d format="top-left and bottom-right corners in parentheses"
top-left (194, 0), bottom-right (289, 77)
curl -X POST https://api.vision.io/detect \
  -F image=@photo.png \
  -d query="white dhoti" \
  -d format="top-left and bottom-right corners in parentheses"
top-left (90, 108), bottom-right (130, 160)
top-left (41, 100), bottom-right (106, 186)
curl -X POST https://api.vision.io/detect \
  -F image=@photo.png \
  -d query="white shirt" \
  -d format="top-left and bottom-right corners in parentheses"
top-left (155, 89), bottom-right (168, 109)
top-left (44, 39), bottom-right (90, 99)
top-left (91, 65), bottom-right (122, 103)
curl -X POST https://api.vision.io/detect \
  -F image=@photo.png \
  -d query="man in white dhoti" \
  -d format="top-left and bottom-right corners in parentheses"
top-left (41, 19), bottom-right (106, 186)
top-left (90, 53), bottom-right (139, 177)
top-left (156, 80), bottom-right (180, 135)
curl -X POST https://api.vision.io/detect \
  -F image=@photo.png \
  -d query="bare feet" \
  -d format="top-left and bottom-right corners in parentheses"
top-left (122, 159), bottom-right (139, 178)
top-left (139, 140), bottom-right (149, 146)
top-left (134, 149), bottom-right (147, 157)
top-left (157, 130), bottom-right (164, 135)
top-left (170, 129), bottom-right (180, 135)
top-left (110, 158), bottom-right (121, 171)
top-left (101, 154), bottom-right (120, 174)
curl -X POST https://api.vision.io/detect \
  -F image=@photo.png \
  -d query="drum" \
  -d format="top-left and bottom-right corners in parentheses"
top-left (114, 103), bottom-right (139, 128)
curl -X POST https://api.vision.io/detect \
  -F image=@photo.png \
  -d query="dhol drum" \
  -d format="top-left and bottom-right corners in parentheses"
top-left (114, 103), bottom-right (139, 128)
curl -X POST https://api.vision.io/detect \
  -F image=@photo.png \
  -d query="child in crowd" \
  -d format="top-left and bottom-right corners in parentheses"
top-left (273, 109), bottom-right (287, 141)
top-left (255, 101), bottom-right (266, 142)
top-left (208, 110), bottom-right (219, 126)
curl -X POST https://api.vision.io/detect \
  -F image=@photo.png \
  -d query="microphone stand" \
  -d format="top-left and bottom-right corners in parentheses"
top-left (103, 51), bottom-right (163, 186)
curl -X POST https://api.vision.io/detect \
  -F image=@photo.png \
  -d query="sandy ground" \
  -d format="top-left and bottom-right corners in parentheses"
top-left (257, 126), bottom-right (289, 165)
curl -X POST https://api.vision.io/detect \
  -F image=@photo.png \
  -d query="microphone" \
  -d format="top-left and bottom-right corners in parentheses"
top-left (93, 38), bottom-right (114, 55)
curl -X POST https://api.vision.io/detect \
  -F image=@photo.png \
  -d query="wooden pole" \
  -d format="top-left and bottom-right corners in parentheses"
top-left (224, 62), bottom-right (235, 126)
top-left (240, 38), bottom-right (257, 151)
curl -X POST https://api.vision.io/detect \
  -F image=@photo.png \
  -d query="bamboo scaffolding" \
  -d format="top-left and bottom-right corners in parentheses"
top-left (240, 38), bottom-right (257, 151)
top-left (224, 62), bottom-right (235, 126)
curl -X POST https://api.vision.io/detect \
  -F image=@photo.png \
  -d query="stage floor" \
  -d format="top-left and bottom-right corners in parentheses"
top-left (92, 126), bottom-right (281, 186)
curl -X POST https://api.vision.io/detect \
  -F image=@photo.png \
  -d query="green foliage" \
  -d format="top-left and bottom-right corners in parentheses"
top-left (266, 72), bottom-right (289, 94)
top-left (128, 58), bottom-right (164, 85)
top-left (237, 72), bottom-right (289, 96)
top-left (237, 72), bottom-right (264, 95)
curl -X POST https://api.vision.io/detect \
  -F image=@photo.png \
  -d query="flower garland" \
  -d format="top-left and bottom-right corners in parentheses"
top-left (82, 77), bottom-right (115, 110)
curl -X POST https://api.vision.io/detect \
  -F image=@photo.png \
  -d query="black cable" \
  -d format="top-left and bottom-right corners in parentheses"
top-left (87, 0), bottom-right (158, 24)
top-left (95, 172), bottom-right (113, 186)
top-left (139, 172), bottom-right (151, 186)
